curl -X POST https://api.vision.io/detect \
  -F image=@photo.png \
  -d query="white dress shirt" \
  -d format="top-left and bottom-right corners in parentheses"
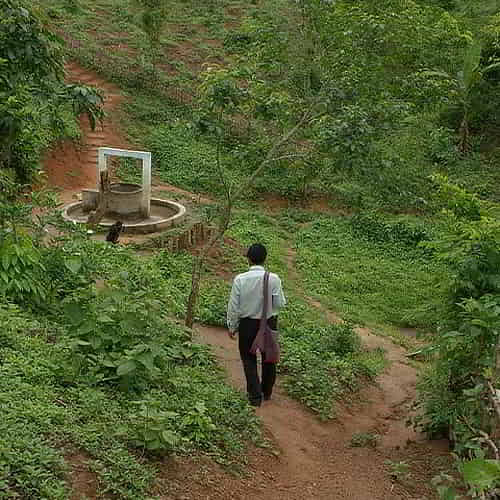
top-left (227, 265), bottom-right (286, 332)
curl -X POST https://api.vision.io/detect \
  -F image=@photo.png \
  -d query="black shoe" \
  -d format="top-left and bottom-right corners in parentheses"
top-left (249, 396), bottom-right (262, 407)
top-left (263, 393), bottom-right (272, 401)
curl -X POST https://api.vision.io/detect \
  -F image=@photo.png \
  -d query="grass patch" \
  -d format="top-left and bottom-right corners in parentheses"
top-left (294, 216), bottom-right (447, 330)
top-left (349, 432), bottom-right (380, 448)
top-left (0, 235), bottom-right (261, 499)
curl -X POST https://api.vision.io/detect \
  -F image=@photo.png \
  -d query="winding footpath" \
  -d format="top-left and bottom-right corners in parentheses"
top-left (45, 63), bottom-right (449, 500)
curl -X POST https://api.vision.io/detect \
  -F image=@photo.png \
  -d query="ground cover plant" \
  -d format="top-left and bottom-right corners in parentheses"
top-left (0, 230), bottom-right (262, 498)
top-left (4, 0), bottom-right (500, 496)
top-left (294, 213), bottom-right (448, 331)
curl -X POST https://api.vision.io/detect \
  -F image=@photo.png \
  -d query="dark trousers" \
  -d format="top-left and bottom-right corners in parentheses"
top-left (238, 317), bottom-right (277, 406)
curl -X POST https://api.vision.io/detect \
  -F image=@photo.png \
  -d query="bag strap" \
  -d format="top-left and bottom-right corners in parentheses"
top-left (260, 271), bottom-right (270, 329)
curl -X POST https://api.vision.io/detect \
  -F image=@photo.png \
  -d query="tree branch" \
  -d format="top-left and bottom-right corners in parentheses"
top-left (488, 381), bottom-right (500, 422)
top-left (185, 103), bottom-right (321, 328)
top-left (462, 416), bottom-right (499, 461)
top-left (232, 109), bottom-right (318, 202)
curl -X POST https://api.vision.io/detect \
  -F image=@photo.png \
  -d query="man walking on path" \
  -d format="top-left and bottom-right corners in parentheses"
top-left (227, 243), bottom-right (286, 407)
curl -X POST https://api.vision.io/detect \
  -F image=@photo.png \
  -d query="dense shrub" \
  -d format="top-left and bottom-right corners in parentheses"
top-left (0, 233), bottom-right (49, 306)
top-left (350, 212), bottom-right (430, 247)
top-left (279, 318), bottom-right (378, 418)
top-left (417, 178), bottom-right (500, 495)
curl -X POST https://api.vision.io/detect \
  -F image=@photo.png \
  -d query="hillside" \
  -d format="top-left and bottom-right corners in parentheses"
top-left (2, 0), bottom-right (500, 498)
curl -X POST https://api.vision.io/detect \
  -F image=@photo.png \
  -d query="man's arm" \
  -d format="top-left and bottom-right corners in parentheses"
top-left (227, 277), bottom-right (241, 335)
top-left (271, 276), bottom-right (286, 310)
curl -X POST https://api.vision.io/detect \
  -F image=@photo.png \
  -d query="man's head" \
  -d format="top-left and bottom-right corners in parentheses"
top-left (246, 243), bottom-right (267, 266)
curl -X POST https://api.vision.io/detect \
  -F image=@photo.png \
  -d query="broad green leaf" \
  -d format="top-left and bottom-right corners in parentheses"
top-left (161, 430), bottom-right (179, 446)
top-left (63, 302), bottom-right (84, 326)
top-left (462, 459), bottom-right (500, 489)
top-left (76, 340), bottom-right (91, 346)
top-left (146, 439), bottom-right (162, 450)
top-left (181, 347), bottom-right (194, 359)
top-left (90, 335), bottom-right (102, 350)
top-left (117, 360), bottom-right (137, 376)
top-left (463, 40), bottom-right (482, 91)
top-left (64, 257), bottom-right (82, 274)
top-left (2, 253), bottom-right (10, 271)
top-left (136, 352), bottom-right (155, 372)
top-left (101, 359), bottom-right (117, 368)
top-left (97, 314), bottom-right (114, 323)
top-left (77, 321), bottom-right (95, 336)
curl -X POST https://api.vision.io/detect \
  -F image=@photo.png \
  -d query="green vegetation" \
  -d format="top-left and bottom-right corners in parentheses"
top-left (414, 177), bottom-right (500, 498)
top-left (294, 215), bottom-right (446, 330)
top-left (0, 0), bottom-right (104, 184)
top-left (350, 432), bottom-right (380, 448)
top-left (38, 0), bottom-right (500, 208)
top-left (3, 0), bottom-right (500, 497)
top-left (1, 231), bottom-right (261, 498)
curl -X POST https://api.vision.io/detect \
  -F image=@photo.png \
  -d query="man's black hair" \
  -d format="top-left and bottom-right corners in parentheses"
top-left (246, 243), bottom-right (267, 265)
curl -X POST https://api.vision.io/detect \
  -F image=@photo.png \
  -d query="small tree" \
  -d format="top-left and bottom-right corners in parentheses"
top-left (423, 38), bottom-right (500, 153)
top-left (184, 67), bottom-right (324, 328)
top-left (136, 0), bottom-right (167, 56)
top-left (0, 0), bottom-right (104, 182)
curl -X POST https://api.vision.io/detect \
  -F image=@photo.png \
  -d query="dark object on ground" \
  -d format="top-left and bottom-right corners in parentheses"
top-left (106, 221), bottom-right (123, 244)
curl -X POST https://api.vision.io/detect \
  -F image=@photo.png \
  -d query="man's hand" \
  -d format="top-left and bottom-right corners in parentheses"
top-left (228, 330), bottom-right (237, 340)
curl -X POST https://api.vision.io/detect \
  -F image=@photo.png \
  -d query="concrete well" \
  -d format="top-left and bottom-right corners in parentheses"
top-left (108, 183), bottom-right (143, 218)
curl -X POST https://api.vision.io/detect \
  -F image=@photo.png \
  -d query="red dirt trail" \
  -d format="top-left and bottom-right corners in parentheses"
top-left (43, 62), bottom-right (127, 203)
top-left (159, 251), bottom-right (449, 499)
top-left (187, 322), bottom-right (447, 500)
top-left (44, 64), bottom-right (450, 500)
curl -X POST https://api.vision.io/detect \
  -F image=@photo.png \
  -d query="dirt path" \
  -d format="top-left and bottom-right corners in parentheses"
top-left (284, 246), bottom-right (420, 449)
top-left (43, 62), bottom-right (127, 203)
top-left (168, 245), bottom-right (449, 499)
top-left (42, 64), bottom-right (449, 499)
top-left (189, 320), bottom-right (447, 500)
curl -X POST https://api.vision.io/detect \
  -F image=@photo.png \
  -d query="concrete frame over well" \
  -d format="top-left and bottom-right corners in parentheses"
top-left (98, 147), bottom-right (152, 217)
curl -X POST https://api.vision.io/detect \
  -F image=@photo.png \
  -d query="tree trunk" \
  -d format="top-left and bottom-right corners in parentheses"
top-left (185, 254), bottom-right (204, 330)
top-left (184, 200), bottom-right (232, 330)
top-left (87, 170), bottom-right (110, 227)
top-left (459, 113), bottom-right (470, 154)
top-left (183, 107), bottom-right (319, 330)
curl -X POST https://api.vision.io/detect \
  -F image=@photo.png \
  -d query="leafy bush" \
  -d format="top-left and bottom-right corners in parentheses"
top-left (0, 0), bottom-right (103, 182)
top-left (424, 177), bottom-right (500, 307)
top-left (417, 178), bottom-right (500, 496)
top-left (62, 282), bottom-right (204, 391)
top-left (416, 295), bottom-right (500, 443)
top-left (350, 212), bottom-right (430, 248)
top-left (279, 313), bottom-right (380, 418)
top-left (0, 233), bottom-right (49, 306)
